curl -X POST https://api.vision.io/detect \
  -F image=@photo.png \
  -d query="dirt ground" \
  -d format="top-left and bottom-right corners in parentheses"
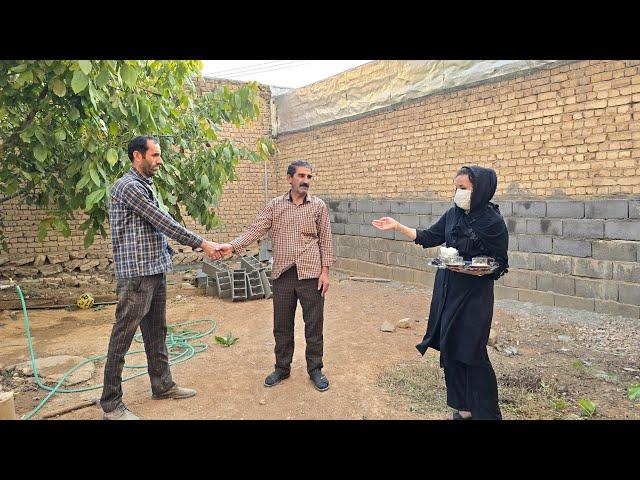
top-left (1, 268), bottom-right (639, 420)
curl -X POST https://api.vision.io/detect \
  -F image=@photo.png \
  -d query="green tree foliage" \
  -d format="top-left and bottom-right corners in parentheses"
top-left (0, 60), bottom-right (275, 251)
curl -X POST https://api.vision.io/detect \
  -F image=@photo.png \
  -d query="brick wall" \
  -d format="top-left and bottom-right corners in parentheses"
top-left (273, 60), bottom-right (640, 319)
top-left (0, 77), bottom-right (276, 275)
top-left (275, 60), bottom-right (640, 198)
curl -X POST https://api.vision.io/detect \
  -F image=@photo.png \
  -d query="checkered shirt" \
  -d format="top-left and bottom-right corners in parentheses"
top-left (230, 191), bottom-right (334, 280)
top-left (109, 168), bottom-right (204, 279)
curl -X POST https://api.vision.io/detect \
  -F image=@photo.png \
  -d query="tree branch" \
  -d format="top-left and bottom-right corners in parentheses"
top-left (0, 188), bottom-right (27, 204)
top-left (0, 84), bottom-right (49, 157)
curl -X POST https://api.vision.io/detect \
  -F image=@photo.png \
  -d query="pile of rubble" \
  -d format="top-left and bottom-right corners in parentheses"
top-left (201, 255), bottom-right (273, 301)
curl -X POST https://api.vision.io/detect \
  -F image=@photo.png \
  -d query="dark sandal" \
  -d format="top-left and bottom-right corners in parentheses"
top-left (452, 411), bottom-right (472, 420)
top-left (310, 372), bottom-right (330, 392)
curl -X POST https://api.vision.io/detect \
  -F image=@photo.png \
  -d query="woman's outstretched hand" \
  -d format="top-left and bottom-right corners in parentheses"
top-left (372, 217), bottom-right (398, 231)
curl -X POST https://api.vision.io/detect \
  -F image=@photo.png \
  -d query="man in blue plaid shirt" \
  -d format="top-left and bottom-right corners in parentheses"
top-left (101, 135), bottom-right (222, 420)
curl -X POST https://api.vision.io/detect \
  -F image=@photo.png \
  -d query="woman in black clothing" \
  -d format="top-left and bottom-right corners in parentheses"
top-left (372, 165), bottom-right (509, 420)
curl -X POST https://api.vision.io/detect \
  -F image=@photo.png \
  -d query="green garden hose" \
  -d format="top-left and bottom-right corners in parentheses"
top-left (9, 282), bottom-right (217, 420)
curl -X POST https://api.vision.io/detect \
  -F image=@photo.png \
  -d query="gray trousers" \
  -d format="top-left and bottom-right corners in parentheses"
top-left (100, 273), bottom-right (175, 413)
top-left (272, 266), bottom-right (324, 375)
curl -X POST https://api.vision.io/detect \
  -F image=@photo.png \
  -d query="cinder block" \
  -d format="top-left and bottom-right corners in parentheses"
top-left (503, 269), bottom-right (536, 289)
top-left (546, 201), bottom-right (585, 219)
top-left (535, 271), bottom-right (553, 292)
top-left (553, 294), bottom-right (595, 312)
top-left (405, 255), bottom-right (429, 271)
top-left (345, 224), bottom-right (360, 236)
top-left (347, 213), bottom-right (364, 225)
top-left (526, 218), bottom-right (562, 236)
top-left (592, 240), bottom-right (638, 262)
top-left (431, 202), bottom-right (452, 216)
top-left (362, 212), bottom-right (380, 225)
top-left (594, 300), bottom-right (640, 319)
top-left (572, 258), bottom-right (613, 279)
top-left (552, 238), bottom-right (592, 257)
top-left (612, 261), bottom-right (640, 282)
top-left (369, 263), bottom-right (394, 280)
top-left (386, 239), bottom-right (408, 254)
top-left (562, 219), bottom-right (604, 239)
top-left (391, 266), bottom-right (417, 284)
top-left (618, 283), bottom-right (640, 306)
top-left (552, 274), bottom-right (575, 295)
top-left (331, 223), bottom-right (345, 235)
top-left (374, 227), bottom-right (395, 240)
top-left (630, 201), bottom-right (640, 219)
top-left (369, 200), bottom-right (391, 213)
top-left (518, 289), bottom-right (555, 306)
top-left (506, 218), bottom-right (527, 234)
top-left (604, 220), bottom-right (640, 241)
top-left (356, 200), bottom-right (375, 212)
top-left (333, 213), bottom-right (349, 224)
top-left (513, 201), bottom-right (546, 217)
top-left (361, 225), bottom-right (383, 238)
top-left (337, 246), bottom-right (354, 258)
top-left (396, 214), bottom-right (419, 228)
top-left (389, 201), bottom-right (410, 214)
top-left (536, 272), bottom-right (575, 295)
top-left (409, 201), bottom-right (432, 215)
top-left (334, 257), bottom-right (358, 272)
top-left (518, 235), bottom-right (553, 253)
top-left (369, 250), bottom-right (387, 265)
top-left (387, 252), bottom-right (406, 266)
top-left (585, 200), bottom-right (629, 219)
top-left (494, 285), bottom-right (520, 300)
top-left (508, 235), bottom-right (518, 251)
top-left (355, 248), bottom-right (371, 262)
top-left (341, 235), bottom-right (362, 248)
top-left (495, 200), bottom-right (512, 216)
top-left (509, 251), bottom-right (536, 270)
top-left (419, 215), bottom-right (437, 228)
top-left (335, 200), bottom-right (357, 213)
top-left (369, 238), bottom-right (386, 251)
top-left (575, 278), bottom-right (619, 301)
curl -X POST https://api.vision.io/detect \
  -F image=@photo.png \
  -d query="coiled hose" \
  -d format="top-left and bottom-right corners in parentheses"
top-left (8, 282), bottom-right (216, 420)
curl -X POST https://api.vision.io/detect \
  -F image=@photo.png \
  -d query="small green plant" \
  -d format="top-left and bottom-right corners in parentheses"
top-left (553, 398), bottom-right (567, 410)
top-left (628, 384), bottom-right (640, 401)
top-left (215, 332), bottom-right (239, 347)
top-left (577, 398), bottom-right (597, 418)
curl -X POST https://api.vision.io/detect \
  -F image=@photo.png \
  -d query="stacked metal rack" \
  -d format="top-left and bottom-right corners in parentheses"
top-left (201, 255), bottom-right (273, 301)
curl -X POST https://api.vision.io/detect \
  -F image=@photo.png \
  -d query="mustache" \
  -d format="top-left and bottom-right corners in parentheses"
top-left (300, 183), bottom-right (309, 188)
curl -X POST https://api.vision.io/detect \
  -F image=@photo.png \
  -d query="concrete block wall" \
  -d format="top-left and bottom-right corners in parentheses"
top-left (326, 198), bottom-right (640, 319)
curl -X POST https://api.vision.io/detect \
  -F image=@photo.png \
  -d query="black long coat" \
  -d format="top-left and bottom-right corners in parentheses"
top-left (415, 166), bottom-right (509, 367)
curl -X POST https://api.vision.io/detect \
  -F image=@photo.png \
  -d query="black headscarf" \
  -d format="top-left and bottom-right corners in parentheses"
top-left (457, 165), bottom-right (509, 278)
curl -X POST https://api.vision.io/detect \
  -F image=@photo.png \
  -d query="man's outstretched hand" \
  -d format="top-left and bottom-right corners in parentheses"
top-left (215, 243), bottom-right (234, 258)
top-left (201, 240), bottom-right (223, 260)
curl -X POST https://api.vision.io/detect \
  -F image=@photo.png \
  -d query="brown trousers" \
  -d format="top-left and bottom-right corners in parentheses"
top-left (272, 266), bottom-right (324, 375)
top-left (100, 273), bottom-right (175, 413)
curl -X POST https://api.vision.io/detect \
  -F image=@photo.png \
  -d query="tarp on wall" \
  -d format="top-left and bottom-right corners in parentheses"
top-left (273, 60), bottom-right (560, 136)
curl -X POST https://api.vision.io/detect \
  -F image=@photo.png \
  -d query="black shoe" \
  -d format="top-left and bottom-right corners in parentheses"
top-left (264, 370), bottom-right (290, 387)
top-left (452, 411), bottom-right (472, 420)
top-left (309, 372), bottom-right (330, 392)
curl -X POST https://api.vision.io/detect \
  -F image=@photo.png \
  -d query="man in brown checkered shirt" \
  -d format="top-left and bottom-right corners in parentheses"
top-left (218, 160), bottom-right (334, 391)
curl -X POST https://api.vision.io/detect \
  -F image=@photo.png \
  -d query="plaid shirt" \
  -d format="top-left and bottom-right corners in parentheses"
top-left (230, 191), bottom-right (334, 280)
top-left (109, 168), bottom-right (204, 279)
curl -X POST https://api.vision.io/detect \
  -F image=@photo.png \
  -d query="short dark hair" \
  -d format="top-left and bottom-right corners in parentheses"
top-left (287, 160), bottom-right (313, 176)
top-left (455, 166), bottom-right (475, 184)
top-left (128, 135), bottom-right (159, 162)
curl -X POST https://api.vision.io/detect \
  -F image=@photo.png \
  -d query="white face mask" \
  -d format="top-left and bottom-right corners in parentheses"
top-left (454, 188), bottom-right (472, 211)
